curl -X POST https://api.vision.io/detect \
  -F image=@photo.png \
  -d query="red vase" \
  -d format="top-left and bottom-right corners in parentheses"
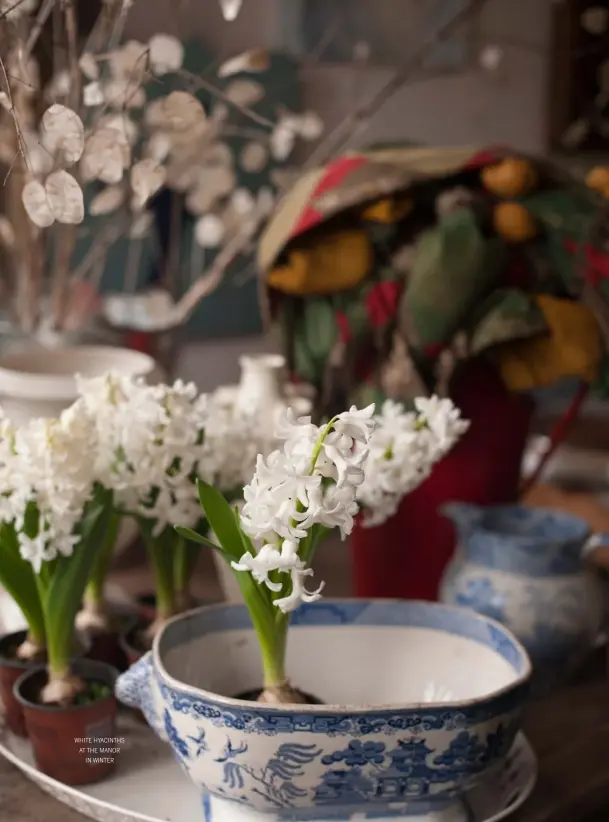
top-left (350, 359), bottom-right (535, 601)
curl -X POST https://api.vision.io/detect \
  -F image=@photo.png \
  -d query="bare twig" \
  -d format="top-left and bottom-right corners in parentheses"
top-left (22, 0), bottom-right (55, 61)
top-left (70, 219), bottom-right (127, 282)
top-left (0, 0), bottom-right (34, 22)
top-left (304, 0), bottom-right (491, 168)
top-left (177, 68), bottom-right (275, 129)
top-left (172, 227), bottom-right (255, 324)
top-left (50, 0), bottom-right (82, 328)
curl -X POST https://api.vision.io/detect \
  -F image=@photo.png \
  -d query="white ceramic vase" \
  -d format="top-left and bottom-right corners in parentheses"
top-left (0, 344), bottom-right (162, 424)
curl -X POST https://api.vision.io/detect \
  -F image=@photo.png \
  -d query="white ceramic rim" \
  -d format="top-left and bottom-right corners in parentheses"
top-left (238, 353), bottom-right (286, 369)
top-left (0, 346), bottom-right (157, 401)
top-left (153, 598), bottom-right (533, 711)
top-left (0, 727), bottom-right (539, 822)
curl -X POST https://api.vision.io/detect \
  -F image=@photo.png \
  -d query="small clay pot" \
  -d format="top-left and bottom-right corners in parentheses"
top-left (14, 659), bottom-right (119, 786)
top-left (0, 630), bottom-right (43, 737)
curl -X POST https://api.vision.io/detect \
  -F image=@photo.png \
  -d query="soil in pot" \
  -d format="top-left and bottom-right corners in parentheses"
top-left (0, 630), bottom-right (45, 737)
top-left (234, 688), bottom-right (323, 704)
top-left (14, 659), bottom-right (119, 786)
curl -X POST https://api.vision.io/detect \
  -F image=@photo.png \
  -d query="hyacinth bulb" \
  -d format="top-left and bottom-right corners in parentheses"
top-left (219, 0), bottom-right (243, 21)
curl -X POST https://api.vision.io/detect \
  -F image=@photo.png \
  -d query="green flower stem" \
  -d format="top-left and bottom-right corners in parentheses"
top-left (141, 525), bottom-right (176, 621)
top-left (173, 531), bottom-right (203, 608)
top-left (84, 512), bottom-right (121, 608)
top-left (255, 606), bottom-right (290, 688)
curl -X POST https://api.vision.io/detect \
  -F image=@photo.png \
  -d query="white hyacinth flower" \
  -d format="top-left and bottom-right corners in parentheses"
top-left (0, 401), bottom-right (98, 574)
top-left (76, 374), bottom-right (210, 535)
top-left (356, 397), bottom-right (469, 527)
top-left (234, 405), bottom-right (376, 612)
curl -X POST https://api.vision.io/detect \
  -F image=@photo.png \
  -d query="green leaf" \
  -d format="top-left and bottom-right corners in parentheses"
top-left (468, 289), bottom-right (548, 355)
top-left (195, 480), bottom-right (247, 561)
top-left (175, 525), bottom-right (224, 555)
top-left (43, 487), bottom-right (113, 675)
top-left (138, 519), bottom-right (176, 619)
top-left (0, 522), bottom-right (45, 644)
top-left (403, 208), bottom-right (505, 348)
top-left (304, 299), bottom-right (337, 361)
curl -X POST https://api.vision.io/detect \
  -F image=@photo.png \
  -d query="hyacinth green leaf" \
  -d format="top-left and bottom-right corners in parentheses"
top-left (43, 487), bottom-right (113, 674)
top-left (175, 525), bottom-right (223, 555)
top-left (0, 522), bottom-right (45, 644)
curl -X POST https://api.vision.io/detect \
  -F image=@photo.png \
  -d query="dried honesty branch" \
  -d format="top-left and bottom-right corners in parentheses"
top-left (41, 104), bottom-right (85, 166)
top-left (270, 111), bottom-right (323, 161)
top-left (147, 90), bottom-right (206, 131)
top-left (89, 185), bottom-right (126, 216)
top-left (130, 210), bottom-right (154, 239)
top-left (240, 141), bottom-right (268, 173)
top-left (1, 0), bottom-right (37, 20)
top-left (79, 53), bottom-right (100, 80)
top-left (0, 216), bottom-right (15, 248)
top-left (130, 158), bottom-right (166, 209)
top-left (195, 213), bottom-right (225, 248)
top-left (81, 126), bottom-right (131, 184)
top-left (224, 79), bottom-right (265, 107)
top-left (22, 171), bottom-right (84, 227)
top-left (218, 48), bottom-right (270, 78)
top-left (45, 170), bottom-right (85, 224)
top-left (148, 34), bottom-right (184, 75)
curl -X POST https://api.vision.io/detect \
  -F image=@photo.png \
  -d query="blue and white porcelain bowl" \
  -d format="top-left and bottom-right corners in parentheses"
top-left (115, 600), bottom-right (531, 821)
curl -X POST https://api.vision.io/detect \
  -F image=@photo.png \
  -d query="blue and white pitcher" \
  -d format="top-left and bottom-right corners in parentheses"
top-left (439, 503), bottom-right (606, 690)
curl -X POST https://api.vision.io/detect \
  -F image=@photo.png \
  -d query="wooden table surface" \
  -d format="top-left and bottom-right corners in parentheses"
top-left (1, 652), bottom-right (608, 822)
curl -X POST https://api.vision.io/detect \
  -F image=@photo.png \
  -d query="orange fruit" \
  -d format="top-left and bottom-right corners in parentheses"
top-left (481, 157), bottom-right (537, 198)
top-left (493, 202), bottom-right (537, 242)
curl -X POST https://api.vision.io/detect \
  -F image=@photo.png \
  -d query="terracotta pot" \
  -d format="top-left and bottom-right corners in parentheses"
top-left (0, 630), bottom-right (42, 737)
top-left (14, 659), bottom-right (119, 786)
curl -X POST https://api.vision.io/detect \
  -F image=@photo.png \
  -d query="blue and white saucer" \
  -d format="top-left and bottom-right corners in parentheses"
top-left (0, 715), bottom-right (536, 822)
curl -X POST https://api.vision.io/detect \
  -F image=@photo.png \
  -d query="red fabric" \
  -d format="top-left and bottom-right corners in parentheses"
top-left (350, 359), bottom-right (534, 601)
top-left (366, 281), bottom-right (402, 327)
top-left (465, 147), bottom-right (504, 169)
top-left (563, 238), bottom-right (609, 285)
top-left (336, 311), bottom-right (352, 343)
top-left (291, 155), bottom-right (369, 239)
top-left (124, 330), bottom-right (157, 357)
